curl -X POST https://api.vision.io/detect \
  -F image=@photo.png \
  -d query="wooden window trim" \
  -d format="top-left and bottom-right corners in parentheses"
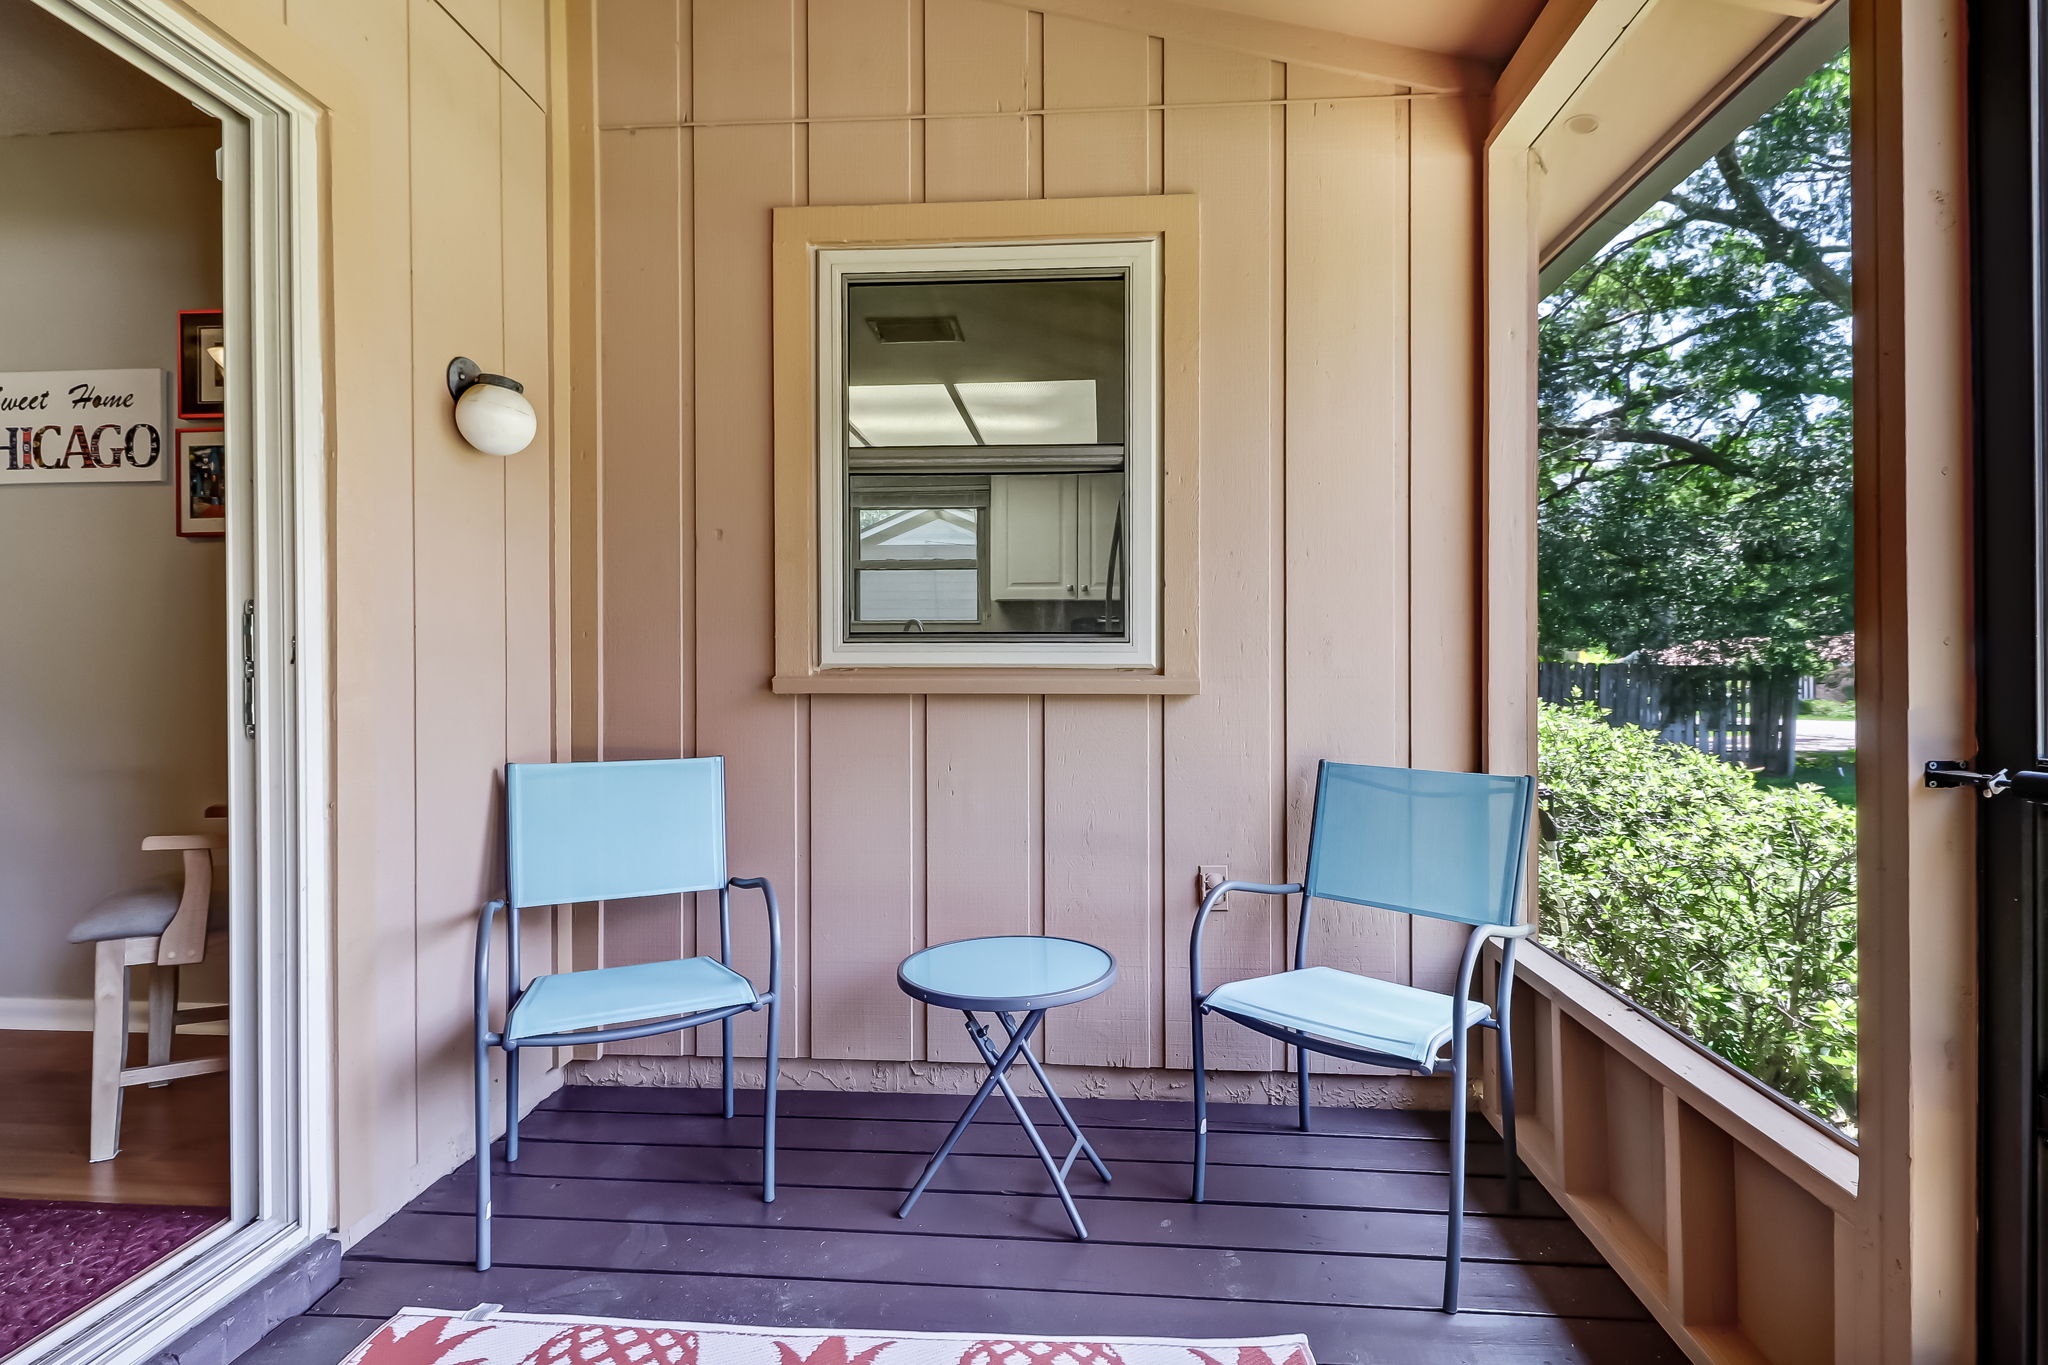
top-left (770, 194), bottom-right (1200, 696)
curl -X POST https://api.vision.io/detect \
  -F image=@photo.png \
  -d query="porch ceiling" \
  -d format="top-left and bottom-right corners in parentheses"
top-left (1173, 0), bottom-right (1551, 64)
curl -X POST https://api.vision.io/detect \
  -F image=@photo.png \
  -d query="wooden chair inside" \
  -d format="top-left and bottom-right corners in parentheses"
top-left (68, 805), bottom-right (229, 1162)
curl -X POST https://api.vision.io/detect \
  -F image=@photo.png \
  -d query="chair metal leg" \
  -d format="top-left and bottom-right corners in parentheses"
top-left (1444, 1062), bottom-right (1467, 1313)
top-left (147, 966), bottom-right (177, 1086)
top-left (1297, 1044), bottom-right (1312, 1132)
top-left (1498, 1020), bottom-right (1520, 1213)
top-left (762, 998), bottom-right (780, 1203)
top-left (89, 942), bottom-right (128, 1163)
top-left (722, 1017), bottom-right (736, 1120)
top-left (504, 1042), bottom-right (521, 1164)
top-left (1191, 1003), bottom-right (1209, 1202)
top-left (474, 1032), bottom-right (493, 1272)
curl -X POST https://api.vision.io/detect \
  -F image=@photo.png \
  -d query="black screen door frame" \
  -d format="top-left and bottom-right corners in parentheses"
top-left (1973, 0), bottom-right (2048, 1355)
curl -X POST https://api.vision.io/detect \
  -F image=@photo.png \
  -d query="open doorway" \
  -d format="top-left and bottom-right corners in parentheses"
top-left (0, 2), bottom-right (293, 1357)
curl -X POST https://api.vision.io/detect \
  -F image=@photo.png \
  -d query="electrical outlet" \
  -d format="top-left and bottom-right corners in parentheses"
top-left (1198, 865), bottom-right (1228, 908)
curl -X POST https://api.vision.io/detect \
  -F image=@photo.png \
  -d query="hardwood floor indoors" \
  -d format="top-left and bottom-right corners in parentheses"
top-left (0, 1027), bottom-right (229, 1207)
top-left (250, 1086), bottom-right (1680, 1365)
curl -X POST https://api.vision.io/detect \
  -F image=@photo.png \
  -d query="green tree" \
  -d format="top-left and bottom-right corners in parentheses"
top-left (1539, 53), bottom-right (1851, 669)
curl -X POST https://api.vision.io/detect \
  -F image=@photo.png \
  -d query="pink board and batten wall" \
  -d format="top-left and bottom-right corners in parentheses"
top-left (582, 0), bottom-right (1483, 1082)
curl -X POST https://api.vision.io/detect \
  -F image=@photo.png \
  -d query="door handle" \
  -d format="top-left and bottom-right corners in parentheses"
top-left (1925, 759), bottom-right (2048, 799)
top-left (241, 599), bottom-right (256, 741)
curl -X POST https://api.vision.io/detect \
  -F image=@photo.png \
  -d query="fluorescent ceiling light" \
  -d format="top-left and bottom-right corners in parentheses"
top-left (847, 384), bottom-right (973, 446)
top-left (954, 380), bottom-right (1097, 445)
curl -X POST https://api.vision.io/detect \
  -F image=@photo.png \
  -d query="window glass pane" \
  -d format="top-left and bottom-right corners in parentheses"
top-left (1536, 52), bottom-right (1857, 1134)
top-left (859, 507), bottom-right (978, 562)
top-left (857, 569), bottom-right (979, 623)
top-left (841, 272), bottom-right (1131, 643)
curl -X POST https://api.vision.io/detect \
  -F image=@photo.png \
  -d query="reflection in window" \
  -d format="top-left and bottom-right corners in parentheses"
top-left (842, 274), bottom-right (1129, 641)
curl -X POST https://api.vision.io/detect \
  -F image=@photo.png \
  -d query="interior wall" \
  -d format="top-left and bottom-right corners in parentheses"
top-left (0, 125), bottom-right (227, 1018)
top-left (170, 0), bottom-right (562, 1242)
top-left (581, 0), bottom-right (1483, 1086)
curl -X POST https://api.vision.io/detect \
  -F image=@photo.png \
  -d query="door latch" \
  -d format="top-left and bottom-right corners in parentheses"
top-left (1925, 760), bottom-right (2011, 796)
top-left (1925, 760), bottom-right (2048, 800)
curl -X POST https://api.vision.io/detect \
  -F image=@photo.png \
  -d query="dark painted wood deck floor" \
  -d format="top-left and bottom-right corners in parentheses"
top-left (249, 1086), bottom-right (1679, 1365)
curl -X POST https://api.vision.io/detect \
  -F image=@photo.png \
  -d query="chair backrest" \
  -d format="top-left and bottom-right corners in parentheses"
top-left (505, 758), bottom-right (728, 909)
top-left (1303, 761), bottom-right (1535, 929)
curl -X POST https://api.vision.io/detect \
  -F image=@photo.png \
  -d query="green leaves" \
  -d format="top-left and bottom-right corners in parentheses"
top-left (1537, 700), bottom-right (1858, 1129)
top-left (1539, 51), bottom-right (1852, 668)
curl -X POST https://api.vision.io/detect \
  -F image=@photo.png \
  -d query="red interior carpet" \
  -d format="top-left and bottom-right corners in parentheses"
top-left (0, 1196), bottom-right (224, 1356)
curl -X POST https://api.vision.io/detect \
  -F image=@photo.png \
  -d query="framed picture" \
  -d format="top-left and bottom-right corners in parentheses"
top-left (175, 428), bottom-right (226, 538)
top-left (177, 308), bottom-right (224, 420)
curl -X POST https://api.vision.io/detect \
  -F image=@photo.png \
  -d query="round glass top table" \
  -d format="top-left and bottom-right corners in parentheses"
top-left (893, 935), bottom-right (1118, 1239)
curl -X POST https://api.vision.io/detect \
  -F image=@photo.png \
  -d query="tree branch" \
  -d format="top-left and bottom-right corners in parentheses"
top-left (1540, 423), bottom-right (1753, 478)
top-left (1659, 149), bottom-right (1852, 311)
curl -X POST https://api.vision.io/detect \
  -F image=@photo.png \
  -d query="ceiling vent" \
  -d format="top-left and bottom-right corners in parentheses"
top-left (869, 315), bottom-right (963, 344)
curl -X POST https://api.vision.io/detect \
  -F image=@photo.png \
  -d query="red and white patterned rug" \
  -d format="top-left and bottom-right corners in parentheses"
top-left (342, 1308), bottom-right (1314, 1365)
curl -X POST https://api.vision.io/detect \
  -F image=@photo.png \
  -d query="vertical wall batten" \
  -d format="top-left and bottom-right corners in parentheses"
top-left (1037, 12), bottom-right (1166, 1069)
top-left (916, 0), bottom-right (1041, 1063)
top-left (587, 0), bottom-right (1479, 1081)
top-left (593, 124), bottom-right (688, 1052)
top-left (690, 0), bottom-right (809, 1056)
top-left (1405, 93), bottom-right (1482, 993)
top-left (1159, 39), bottom-right (1286, 1073)
top-left (1283, 67), bottom-right (1413, 1075)
top-left (807, 0), bottom-right (926, 1062)
top-left (408, 0), bottom-right (511, 1162)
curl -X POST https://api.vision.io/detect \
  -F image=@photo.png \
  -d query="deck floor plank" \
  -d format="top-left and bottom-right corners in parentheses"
top-left (515, 1109), bottom-right (1514, 1174)
top-left (407, 1171), bottom-right (1603, 1263)
top-left (258, 1087), bottom-right (1678, 1365)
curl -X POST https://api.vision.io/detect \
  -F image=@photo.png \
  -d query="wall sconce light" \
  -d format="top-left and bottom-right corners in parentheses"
top-left (447, 356), bottom-right (536, 456)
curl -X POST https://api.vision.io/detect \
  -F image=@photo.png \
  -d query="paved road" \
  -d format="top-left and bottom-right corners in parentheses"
top-left (1796, 717), bottom-right (1856, 753)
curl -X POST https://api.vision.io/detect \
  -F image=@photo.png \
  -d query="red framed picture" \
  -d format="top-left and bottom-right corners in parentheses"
top-left (175, 428), bottom-right (226, 538)
top-left (177, 308), bottom-right (224, 420)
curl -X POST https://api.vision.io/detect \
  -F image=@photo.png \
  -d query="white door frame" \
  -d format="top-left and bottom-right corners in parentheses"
top-left (16, 4), bottom-right (333, 1364)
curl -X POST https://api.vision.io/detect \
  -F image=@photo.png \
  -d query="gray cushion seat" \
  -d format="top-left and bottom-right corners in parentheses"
top-left (67, 876), bottom-right (226, 944)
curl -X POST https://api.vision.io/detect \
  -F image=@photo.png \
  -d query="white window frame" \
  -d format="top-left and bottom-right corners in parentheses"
top-left (814, 239), bottom-right (1161, 670)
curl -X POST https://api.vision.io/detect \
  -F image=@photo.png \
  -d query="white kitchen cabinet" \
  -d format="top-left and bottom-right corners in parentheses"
top-left (990, 473), bottom-right (1126, 601)
top-left (989, 474), bottom-right (1077, 599)
top-left (1077, 472), bottom-right (1124, 600)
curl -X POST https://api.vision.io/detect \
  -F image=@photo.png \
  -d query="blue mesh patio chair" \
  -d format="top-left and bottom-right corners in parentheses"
top-left (1189, 760), bottom-right (1536, 1313)
top-left (472, 757), bottom-right (780, 1271)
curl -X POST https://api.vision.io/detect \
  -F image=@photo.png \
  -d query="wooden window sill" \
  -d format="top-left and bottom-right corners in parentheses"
top-left (771, 670), bottom-right (1200, 695)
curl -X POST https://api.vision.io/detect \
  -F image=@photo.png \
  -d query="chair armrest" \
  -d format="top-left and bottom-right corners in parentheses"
top-left (142, 834), bottom-right (227, 851)
top-left (474, 900), bottom-right (507, 1040)
top-left (728, 877), bottom-right (783, 1001)
top-left (1190, 881), bottom-right (1304, 1000)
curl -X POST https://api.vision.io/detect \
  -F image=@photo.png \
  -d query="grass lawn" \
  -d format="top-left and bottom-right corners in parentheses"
top-left (1799, 698), bottom-right (1856, 720)
top-left (1757, 750), bottom-right (1858, 807)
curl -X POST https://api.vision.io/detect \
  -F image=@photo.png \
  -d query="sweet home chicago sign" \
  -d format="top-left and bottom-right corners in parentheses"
top-left (0, 369), bottom-right (169, 485)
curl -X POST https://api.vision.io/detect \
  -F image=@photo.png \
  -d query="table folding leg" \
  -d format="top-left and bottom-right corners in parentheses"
top-left (895, 1007), bottom-right (1111, 1239)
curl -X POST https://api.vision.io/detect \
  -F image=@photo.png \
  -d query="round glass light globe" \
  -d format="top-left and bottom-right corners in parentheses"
top-left (455, 379), bottom-right (537, 456)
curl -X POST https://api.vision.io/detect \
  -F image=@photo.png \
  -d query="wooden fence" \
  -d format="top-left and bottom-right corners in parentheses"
top-left (1538, 660), bottom-right (1800, 775)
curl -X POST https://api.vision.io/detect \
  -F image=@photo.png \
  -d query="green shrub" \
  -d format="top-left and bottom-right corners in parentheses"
top-left (1538, 700), bottom-right (1859, 1129)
